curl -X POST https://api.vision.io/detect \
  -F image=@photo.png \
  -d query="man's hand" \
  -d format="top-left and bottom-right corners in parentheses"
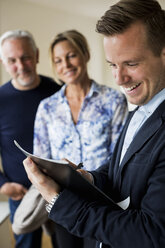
top-left (0, 182), bottom-right (28, 200)
top-left (77, 169), bottom-right (94, 184)
top-left (23, 157), bottom-right (61, 203)
top-left (64, 159), bottom-right (93, 183)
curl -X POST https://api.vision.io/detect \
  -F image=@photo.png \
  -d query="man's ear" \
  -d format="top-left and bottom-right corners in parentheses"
top-left (36, 48), bottom-right (39, 63)
top-left (0, 58), bottom-right (6, 68)
top-left (161, 47), bottom-right (165, 64)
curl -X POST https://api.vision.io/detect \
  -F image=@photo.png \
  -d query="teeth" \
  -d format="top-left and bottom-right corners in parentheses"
top-left (65, 70), bottom-right (75, 75)
top-left (125, 83), bottom-right (141, 91)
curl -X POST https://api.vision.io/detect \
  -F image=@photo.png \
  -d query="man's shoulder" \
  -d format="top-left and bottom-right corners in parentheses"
top-left (0, 80), bottom-right (12, 93)
top-left (40, 75), bottom-right (58, 85)
top-left (39, 75), bottom-right (61, 91)
top-left (40, 75), bottom-right (54, 83)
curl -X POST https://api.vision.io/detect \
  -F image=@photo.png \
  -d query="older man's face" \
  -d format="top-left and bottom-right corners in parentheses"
top-left (1, 37), bottom-right (38, 90)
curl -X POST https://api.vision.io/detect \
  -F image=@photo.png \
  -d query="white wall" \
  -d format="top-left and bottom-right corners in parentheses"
top-left (0, 0), bottom-right (165, 90)
top-left (0, 0), bottom-right (115, 89)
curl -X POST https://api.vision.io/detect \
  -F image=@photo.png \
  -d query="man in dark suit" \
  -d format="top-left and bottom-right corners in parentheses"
top-left (23, 0), bottom-right (165, 247)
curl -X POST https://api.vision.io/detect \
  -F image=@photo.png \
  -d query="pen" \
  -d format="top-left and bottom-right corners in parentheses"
top-left (77, 162), bottom-right (83, 169)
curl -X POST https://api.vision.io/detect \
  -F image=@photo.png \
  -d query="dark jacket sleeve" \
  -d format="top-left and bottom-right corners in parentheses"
top-left (49, 152), bottom-right (165, 248)
top-left (49, 105), bottom-right (165, 248)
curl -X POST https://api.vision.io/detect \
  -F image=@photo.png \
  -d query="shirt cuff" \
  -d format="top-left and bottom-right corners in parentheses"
top-left (45, 194), bottom-right (60, 213)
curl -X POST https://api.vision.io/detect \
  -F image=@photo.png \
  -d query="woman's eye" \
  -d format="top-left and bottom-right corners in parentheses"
top-left (68, 53), bottom-right (76, 58)
top-left (54, 60), bottom-right (61, 64)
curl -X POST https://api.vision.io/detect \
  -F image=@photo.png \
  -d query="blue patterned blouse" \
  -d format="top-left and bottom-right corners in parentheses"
top-left (33, 81), bottom-right (128, 171)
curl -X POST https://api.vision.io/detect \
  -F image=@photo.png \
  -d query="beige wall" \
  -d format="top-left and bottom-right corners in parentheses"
top-left (0, 0), bottom-right (165, 90)
top-left (0, 0), bottom-right (116, 89)
top-left (0, 0), bottom-right (165, 246)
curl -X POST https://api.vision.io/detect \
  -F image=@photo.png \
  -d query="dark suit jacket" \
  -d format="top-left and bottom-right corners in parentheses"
top-left (49, 100), bottom-right (165, 248)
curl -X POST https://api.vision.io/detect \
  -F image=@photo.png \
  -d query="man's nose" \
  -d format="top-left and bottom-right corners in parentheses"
top-left (114, 67), bottom-right (130, 86)
top-left (16, 59), bottom-right (25, 70)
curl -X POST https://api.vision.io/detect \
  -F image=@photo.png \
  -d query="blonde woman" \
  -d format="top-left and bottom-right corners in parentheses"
top-left (13, 30), bottom-right (128, 248)
top-left (34, 30), bottom-right (127, 171)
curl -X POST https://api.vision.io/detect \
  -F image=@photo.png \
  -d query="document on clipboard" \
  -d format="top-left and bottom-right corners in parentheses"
top-left (14, 140), bottom-right (130, 210)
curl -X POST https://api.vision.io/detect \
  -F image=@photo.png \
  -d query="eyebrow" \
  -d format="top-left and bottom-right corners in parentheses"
top-left (106, 57), bottom-right (144, 64)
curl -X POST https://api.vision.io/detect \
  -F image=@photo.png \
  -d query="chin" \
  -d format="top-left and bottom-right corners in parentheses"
top-left (18, 76), bottom-right (35, 86)
top-left (127, 98), bottom-right (138, 106)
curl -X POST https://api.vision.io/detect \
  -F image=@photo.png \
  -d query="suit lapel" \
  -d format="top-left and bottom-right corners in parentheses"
top-left (119, 116), bottom-right (162, 169)
top-left (119, 101), bottom-right (165, 170)
top-left (114, 111), bottom-right (135, 168)
top-left (112, 111), bottom-right (135, 183)
top-left (112, 100), bottom-right (165, 189)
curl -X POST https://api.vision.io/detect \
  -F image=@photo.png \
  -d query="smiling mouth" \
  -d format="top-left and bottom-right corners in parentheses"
top-left (64, 68), bottom-right (76, 75)
top-left (124, 82), bottom-right (141, 92)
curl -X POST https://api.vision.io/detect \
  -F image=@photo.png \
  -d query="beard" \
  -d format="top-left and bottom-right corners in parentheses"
top-left (16, 70), bottom-right (36, 87)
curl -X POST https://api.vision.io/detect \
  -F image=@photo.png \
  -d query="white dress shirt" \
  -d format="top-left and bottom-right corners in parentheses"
top-left (120, 88), bottom-right (165, 164)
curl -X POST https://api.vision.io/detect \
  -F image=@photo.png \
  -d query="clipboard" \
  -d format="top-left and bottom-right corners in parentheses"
top-left (14, 140), bottom-right (123, 209)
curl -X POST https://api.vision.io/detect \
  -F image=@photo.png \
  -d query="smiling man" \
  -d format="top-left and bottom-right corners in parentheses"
top-left (22, 0), bottom-right (165, 247)
top-left (1, 36), bottom-right (39, 90)
top-left (0, 30), bottom-right (61, 248)
top-left (103, 21), bottom-right (165, 107)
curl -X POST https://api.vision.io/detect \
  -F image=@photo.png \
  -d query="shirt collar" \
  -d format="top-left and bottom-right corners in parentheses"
top-left (60, 84), bottom-right (67, 98)
top-left (59, 80), bottom-right (99, 100)
top-left (86, 80), bottom-right (99, 98)
top-left (139, 88), bottom-right (165, 117)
